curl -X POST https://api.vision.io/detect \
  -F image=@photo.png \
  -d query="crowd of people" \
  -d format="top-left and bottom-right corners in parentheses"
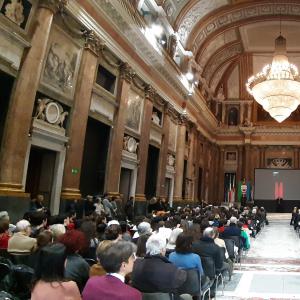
top-left (0, 194), bottom-right (268, 300)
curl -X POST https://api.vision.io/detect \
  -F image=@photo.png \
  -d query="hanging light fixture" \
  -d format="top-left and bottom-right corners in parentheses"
top-left (246, 35), bottom-right (300, 123)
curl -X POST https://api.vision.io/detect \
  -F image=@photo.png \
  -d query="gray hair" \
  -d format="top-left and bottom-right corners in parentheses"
top-left (146, 234), bottom-right (166, 255)
top-left (50, 224), bottom-right (66, 240)
top-left (203, 227), bottom-right (214, 238)
top-left (16, 219), bottom-right (31, 232)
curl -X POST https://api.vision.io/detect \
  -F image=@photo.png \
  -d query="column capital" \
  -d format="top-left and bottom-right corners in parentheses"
top-left (38, 0), bottom-right (68, 14)
top-left (144, 84), bottom-right (156, 101)
top-left (82, 30), bottom-right (104, 56)
top-left (178, 114), bottom-right (188, 125)
top-left (119, 62), bottom-right (135, 83)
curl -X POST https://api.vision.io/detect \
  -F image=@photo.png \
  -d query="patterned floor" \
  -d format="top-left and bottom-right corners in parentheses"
top-left (218, 213), bottom-right (300, 300)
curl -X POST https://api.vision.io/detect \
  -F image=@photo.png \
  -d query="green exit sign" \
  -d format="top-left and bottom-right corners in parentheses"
top-left (71, 168), bottom-right (79, 174)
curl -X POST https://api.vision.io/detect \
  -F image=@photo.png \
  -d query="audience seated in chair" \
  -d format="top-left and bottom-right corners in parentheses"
top-left (131, 234), bottom-right (187, 299)
top-left (82, 241), bottom-right (141, 300)
top-left (7, 220), bottom-right (37, 255)
top-left (58, 230), bottom-right (90, 292)
top-left (31, 243), bottom-right (81, 300)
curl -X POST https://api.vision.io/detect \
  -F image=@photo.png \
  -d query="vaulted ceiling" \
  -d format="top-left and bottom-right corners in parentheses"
top-left (159, 0), bottom-right (300, 98)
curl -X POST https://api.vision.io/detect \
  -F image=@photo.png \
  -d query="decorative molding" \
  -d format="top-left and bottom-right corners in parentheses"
top-left (82, 29), bottom-right (104, 55)
top-left (38, 0), bottom-right (68, 14)
top-left (177, 0), bottom-right (229, 46)
top-left (34, 98), bottom-right (68, 129)
top-left (123, 135), bottom-right (139, 154)
top-left (119, 62), bottom-right (135, 83)
top-left (190, 2), bottom-right (300, 55)
top-left (144, 84), bottom-right (156, 100)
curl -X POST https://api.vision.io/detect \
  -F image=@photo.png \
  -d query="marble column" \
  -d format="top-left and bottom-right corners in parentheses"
top-left (104, 63), bottom-right (135, 196)
top-left (61, 34), bottom-right (100, 199)
top-left (173, 117), bottom-right (186, 204)
top-left (156, 104), bottom-right (171, 198)
top-left (185, 125), bottom-right (195, 202)
top-left (0, 0), bottom-right (65, 197)
top-left (260, 146), bottom-right (266, 168)
top-left (218, 147), bottom-right (225, 203)
top-left (247, 103), bottom-right (252, 122)
top-left (222, 103), bottom-right (226, 124)
top-left (244, 144), bottom-right (251, 180)
top-left (134, 85), bottom-right (155, 215)
top-left (237, 146), bottom-right (244, 182)
top-left (240, 102), bottom-right (245, 125)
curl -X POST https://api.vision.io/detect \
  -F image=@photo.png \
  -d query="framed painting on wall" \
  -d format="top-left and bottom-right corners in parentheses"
top-left (0, 0), bottom-right (33, 30)
top-left (125, 89), bottom-right (144, 134)
top-left (40, 25), bottom-right (82, 100)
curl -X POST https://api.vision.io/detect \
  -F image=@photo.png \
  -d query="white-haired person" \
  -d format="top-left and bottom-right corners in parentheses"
top-left (49, 224), bottom-right (66, 241)
top-left (8, 219), bottom-right (37, 254)
top-left (131, 234), bottom-right (186, 298)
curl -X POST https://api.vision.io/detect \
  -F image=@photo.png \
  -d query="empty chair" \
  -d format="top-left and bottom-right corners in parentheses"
top-left (142, 292), bottom-right (173, 300)
top-left (177, 268), bottom-right (211, 300)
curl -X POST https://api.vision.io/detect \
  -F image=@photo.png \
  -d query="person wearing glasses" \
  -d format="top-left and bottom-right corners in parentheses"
top-left (82, 241), bottom-right (141, 300)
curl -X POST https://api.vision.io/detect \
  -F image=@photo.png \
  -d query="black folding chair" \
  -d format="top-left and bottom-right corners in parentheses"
top-left (11, 264), bottom-right (34, 299)
top-left (177, 268), bottom-right (211, 300)
top-left (200, 256), bottom-right (224, 298)
top-left (142, 292), bottom-right (174, 300)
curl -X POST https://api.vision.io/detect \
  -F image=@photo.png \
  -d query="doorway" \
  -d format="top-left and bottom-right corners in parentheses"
top-left (145, 145), bottom-right (160, 199)
top-left (80, 118), bottom-right (110, 197)
top-left (119, 168), bottom-right (132, 205)
top-left (25, 146), bottom-right (56, 208)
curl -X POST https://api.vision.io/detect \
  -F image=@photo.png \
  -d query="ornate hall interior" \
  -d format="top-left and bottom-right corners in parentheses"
top-left (2, 0), bottom-right (300, 219)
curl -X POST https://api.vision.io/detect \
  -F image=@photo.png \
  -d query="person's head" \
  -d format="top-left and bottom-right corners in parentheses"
top-left (96, 240), bottom-right (113, 262)
top-left (202, 227), bottom-right (214, 239)
top-left (146, 234), bottom-right (167, 256)
top-left (175, 233), bottom-right (193, 254)
top-left (0, 219), bottom-right (9, 234)
top-left (80, 220), bottom-right (97, 241)
top-left (100, 241), bottom-right (137, 276)
top-left (49, 224), bottom-right (66, 241)
top-left (36, 231), bottom-right (52, 249)
top-left (137, 222), bottom-right (152, 236)
top-left (104, 224), bottom-right (122, 241)
top-left (16, 219), bottom-right (31, 235)
top-left (229, 216), bottom-right (238, 225)
top-left (34, 243), bottom-right (66, 283)
top-left (166, 227), bottom-right (183, 249)
top-left (0, 211), bottom-right (9, 223)
top-left (136, 234), bottom-right (151, 257)
top-left (58, 230), bottom-right (88, 255)
top-left (36, 194), bottom-right (44, 203)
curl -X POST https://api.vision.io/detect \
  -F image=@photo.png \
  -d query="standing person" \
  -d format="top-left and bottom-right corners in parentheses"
top-left (102, 194), bottom-right (114, 219)
top-left (82, 241), bottom-right (141, 300)
top-left (31, 243), bottom-right (81, 300)
top-left (124, 196), bottom-right (134, 221)
top-left (291, 207), bottom-right (298, 226)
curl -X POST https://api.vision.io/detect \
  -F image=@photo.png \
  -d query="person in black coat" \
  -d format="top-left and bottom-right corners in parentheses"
top-left (132, 234), bottom-right (186, 298)
top-left (192, 227), bottom-right (223, 270)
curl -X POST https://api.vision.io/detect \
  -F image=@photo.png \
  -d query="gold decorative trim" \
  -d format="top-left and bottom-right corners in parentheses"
top-left (135, 194), bottom-right (146, 201)
top-left (61, 188), bottom-right (81, 199)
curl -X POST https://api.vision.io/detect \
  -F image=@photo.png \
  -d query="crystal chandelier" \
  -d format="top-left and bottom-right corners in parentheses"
top-left (246, 35), bottom-right (300, 123)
